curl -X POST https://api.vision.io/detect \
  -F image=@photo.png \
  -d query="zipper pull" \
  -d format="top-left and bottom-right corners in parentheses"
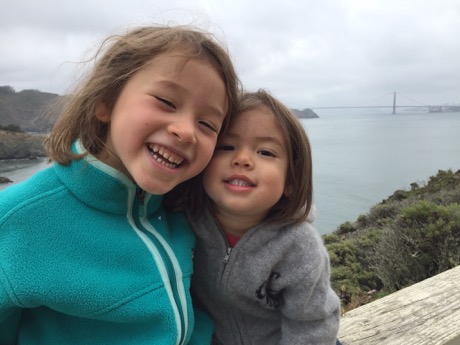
top-left (223, 247), bottom-right (232, 263)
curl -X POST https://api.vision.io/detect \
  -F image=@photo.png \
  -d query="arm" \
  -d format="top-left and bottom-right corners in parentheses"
top-left (279, 231), bottom-right (340, 345)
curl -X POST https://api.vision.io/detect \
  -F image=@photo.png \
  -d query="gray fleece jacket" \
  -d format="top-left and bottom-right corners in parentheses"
top-left (190, 207), bottom-right (340, 345)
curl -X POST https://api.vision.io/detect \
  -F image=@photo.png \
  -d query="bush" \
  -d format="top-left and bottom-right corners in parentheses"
top-left (336, 221), bottom-right (356, 235)
top-left (367, 203), bottom-right (399, 224)
top-left (371, 201), bottom-right (460, 290)
top-left (356, 214), bottom-right (368, 227)
top-left (325, 170), bottom-right (460, 311)
top-left (0, 124), bottom-right (23, 132)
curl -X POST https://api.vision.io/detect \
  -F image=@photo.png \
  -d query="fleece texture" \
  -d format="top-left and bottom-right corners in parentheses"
top-left (191, 207), bottom-right (340, 345)
top-left (0, 142), bottom-right (213, 345)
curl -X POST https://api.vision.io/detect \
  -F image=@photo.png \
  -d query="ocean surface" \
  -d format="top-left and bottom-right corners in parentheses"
top-left (1, 109), bottom-right (459, 234)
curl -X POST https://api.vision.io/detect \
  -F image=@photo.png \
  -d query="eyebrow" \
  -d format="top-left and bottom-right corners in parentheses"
top-left (155, 79), bottom-right (185, 92)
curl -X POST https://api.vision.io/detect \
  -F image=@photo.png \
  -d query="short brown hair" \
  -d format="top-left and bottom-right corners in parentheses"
top-left (45, 25), bottom-right (241, 164)
top-left (235, 89), bottom-right (313, 224)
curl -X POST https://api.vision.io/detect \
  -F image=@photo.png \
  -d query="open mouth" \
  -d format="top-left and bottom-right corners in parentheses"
top-left (225, 179), bottom-right (256, 187)
top-left (147, 144), bottom-right (185, 169)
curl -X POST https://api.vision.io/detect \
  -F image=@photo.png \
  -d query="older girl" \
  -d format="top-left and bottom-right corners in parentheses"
top-left (0, 25), bottom-right (240, 344)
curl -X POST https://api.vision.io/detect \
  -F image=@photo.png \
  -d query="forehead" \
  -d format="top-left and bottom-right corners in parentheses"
top-left (226, 106), bottom-right (286, 144)
top-left (138, 52), bottom-right (228, 115)
top-left (143, 51), bottom-right (208, 76)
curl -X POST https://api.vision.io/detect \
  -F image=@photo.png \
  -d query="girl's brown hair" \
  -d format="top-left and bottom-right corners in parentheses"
top-left (168, 89), bottom-right (313, 225)
top-left (45, 25), bottom-right (241, 164)
top-left (235, 89), bottom-right (313, 224)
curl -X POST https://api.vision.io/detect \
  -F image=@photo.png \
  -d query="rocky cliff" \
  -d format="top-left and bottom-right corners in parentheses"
top-left (0, 130), bottom-right (47, 159)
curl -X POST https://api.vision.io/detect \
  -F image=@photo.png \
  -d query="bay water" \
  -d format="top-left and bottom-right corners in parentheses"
top-left (1, 110), bottom-right (459, 234)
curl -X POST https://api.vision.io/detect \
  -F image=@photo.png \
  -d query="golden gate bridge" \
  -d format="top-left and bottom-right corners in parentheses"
top-left (310, 92), bottom-right (452, 114)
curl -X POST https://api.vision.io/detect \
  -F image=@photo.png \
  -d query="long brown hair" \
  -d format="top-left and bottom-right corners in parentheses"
top-left (44, 25), bottom-right (241, 164)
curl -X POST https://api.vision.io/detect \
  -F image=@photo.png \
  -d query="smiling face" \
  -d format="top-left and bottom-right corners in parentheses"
top-left (203, 106), bottom-right (289, 233)
top-left (95, 52), bottom-right (228, 195)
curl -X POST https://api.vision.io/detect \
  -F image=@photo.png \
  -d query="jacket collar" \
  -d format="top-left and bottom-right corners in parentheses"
top-left (53, 140), bottom-right (163, 215)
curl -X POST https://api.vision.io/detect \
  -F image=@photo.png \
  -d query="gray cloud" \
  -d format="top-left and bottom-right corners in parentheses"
top-left (1, 0), bottom-right (459, 108)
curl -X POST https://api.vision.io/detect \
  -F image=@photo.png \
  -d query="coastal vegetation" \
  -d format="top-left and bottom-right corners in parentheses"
top-left (325, 169), bottom-right (460, 312)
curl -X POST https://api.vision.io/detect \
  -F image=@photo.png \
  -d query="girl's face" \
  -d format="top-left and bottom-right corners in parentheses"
top-left (96, 53), bottom-right (228, 195)
top-left (203, 106), bottom-right (289, 229)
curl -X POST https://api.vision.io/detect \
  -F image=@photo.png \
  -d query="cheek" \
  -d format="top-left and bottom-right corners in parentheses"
top-left (283, 172), bottom-right (291, 197)
top-left (202, 168), bottom-right (216, 197)
top-left (269, 166), bottom-right (289, 194)
top-left (200, 138), bottom-right (218, 164)
top-left (203, 157), bottom-right (221, 185)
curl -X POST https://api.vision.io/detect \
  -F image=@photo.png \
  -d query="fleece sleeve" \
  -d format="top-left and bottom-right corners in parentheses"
top-left (187, 307), bottom-right (214, 345)
top-left (278, 233), bottom-right (340, 345)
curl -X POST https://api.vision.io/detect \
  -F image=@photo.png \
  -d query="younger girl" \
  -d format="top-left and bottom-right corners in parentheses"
top-left (189, 90), bottom-right (340, 344)
top-left (0, 25), bottom-right (239, 344)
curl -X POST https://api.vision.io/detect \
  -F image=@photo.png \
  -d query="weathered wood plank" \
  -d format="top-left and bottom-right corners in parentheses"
top-left (338, 265), bottom-right (460, 345)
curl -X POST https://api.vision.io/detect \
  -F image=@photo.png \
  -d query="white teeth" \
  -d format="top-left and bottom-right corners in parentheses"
top-left (228, 179), bottom-right (252, 187)
top-left (148, 144), bottom-right (184, 167)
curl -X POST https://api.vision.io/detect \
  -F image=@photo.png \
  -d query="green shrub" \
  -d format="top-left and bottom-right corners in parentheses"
top-left (323, 233), bottom-right (340, 245)
top-left (356, 214), bottom-right (367, 227)
top-left (371, 201), bottom-right (460, 290)
top-left (336, 221), bottom-right (356, 235)
top-left (325, 170), bottom-right (460, 311)
top-left (367, 203), bottom-right (399, 224)
top-left (0, 124), bottom-right (23, 132)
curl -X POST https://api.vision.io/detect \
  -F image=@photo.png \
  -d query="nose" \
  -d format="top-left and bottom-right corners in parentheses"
top-left (232, 150), bottom-right (253, 168)
top-left (168, 118), bottom-right (197, 145)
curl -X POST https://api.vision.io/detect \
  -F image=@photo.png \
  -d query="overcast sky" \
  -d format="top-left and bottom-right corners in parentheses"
top-left (1, 0), bottom-right (459, 109)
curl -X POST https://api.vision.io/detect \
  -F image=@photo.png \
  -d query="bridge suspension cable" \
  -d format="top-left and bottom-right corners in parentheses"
top-left (310, 91), bottom-right (433, 114)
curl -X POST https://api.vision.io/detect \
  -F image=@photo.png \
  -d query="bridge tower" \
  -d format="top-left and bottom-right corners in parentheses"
top-left (392, 91), bottom-right (396, 114)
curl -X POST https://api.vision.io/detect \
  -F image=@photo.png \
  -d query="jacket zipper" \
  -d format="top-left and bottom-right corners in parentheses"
top-left (133, 187), bottom-right (186, 345)
top-left (217, 231), bottom-right (245, 345)
top-left (223, 246), bottom-right (233, 263)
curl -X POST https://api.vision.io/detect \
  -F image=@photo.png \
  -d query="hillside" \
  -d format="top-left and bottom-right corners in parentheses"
top-left (325, 169), bottom-right (460, 312)
top-left (0, 130), bottom-right (47, 159)
top-left (0, 85), bottom-right (62, 133)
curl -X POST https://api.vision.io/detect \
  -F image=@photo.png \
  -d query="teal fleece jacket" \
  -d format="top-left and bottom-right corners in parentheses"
top-left (0, 143), bottom-right (213, 344)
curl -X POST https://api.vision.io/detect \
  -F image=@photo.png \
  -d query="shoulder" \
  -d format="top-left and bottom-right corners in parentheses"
top-left (273, 221), bottom-right (325, 252)
top-left (262, 221), bottom-right (329, 271)
top-left (241, 221), bottom-right (327, 267)
top-left (0, 166), bottom-right (65, 223)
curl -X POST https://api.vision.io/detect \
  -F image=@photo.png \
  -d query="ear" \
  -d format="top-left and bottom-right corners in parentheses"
top-left (95, 102), bottom-right (111, 123)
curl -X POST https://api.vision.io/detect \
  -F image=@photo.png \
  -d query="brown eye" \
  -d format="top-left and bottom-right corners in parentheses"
top-left (259, 149), bottom-right (276, 157)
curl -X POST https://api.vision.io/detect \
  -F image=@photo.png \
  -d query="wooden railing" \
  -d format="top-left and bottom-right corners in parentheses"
top-left (338, 265), bottom-right (460, 345)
